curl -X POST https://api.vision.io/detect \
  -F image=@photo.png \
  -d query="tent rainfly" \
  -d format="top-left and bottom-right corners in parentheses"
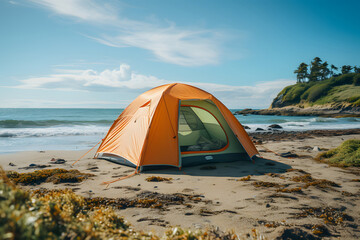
top-left (95, 83), bottom-right (259, 171)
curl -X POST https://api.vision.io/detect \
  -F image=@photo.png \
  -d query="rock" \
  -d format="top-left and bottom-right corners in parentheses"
top-left (280, 152), bottom-right (298, 158)
top-left (313, 146), bottom-right (321, 151)
top-left (268, 124), bottom-right (283, 129)
top-left (8, 162), bottom-right (16, 166)
top-left (243, 125), bottom-right (251, 129)
top-left (266, 203), bottom-right (271, 208)
top-left (255, 128), bottom-right (265, 131)
top-left (51, 159), bottom-right (66, 164)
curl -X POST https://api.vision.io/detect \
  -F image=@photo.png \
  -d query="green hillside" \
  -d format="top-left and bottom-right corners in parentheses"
top-left (271, 73), bottom-right (360, 108)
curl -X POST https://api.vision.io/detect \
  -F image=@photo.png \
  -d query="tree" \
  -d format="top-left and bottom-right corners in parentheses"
top-left (330, 64), bottom-right (338, 77)
top-left (320, 61), bottom-right (330, 80)
top-left (309, 57), bottom-right (322, 81)
top-left (341, 65), bottom-right (353, 74)
top-left (353, 66), bottom-right (360, 73)
top-left (294, 62), bottom-right (309, 83)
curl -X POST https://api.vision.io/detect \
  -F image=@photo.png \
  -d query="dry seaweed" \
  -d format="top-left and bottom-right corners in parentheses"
top-left (277, 187), bottom-right (302, 193)
top-left (0, 166), bottom-right (264, 240)
top-left (291, 174), bottom-right (339, 189)
top-left (265, 173), bottom-right (280, 177)
top-left (286, 168), bottom-right (308, 174)
top-left (311, 224), bottom-right (329, 236)
top-left (237, 175), bottom-right (251, 181)
top-left (295, 207), bottom-right (352, 225)
top-left (6, 168), bottom-right (94, 185)
top-left (253, 181), bottom-right (283, 188)
top-left (145, 176), bottom-right (173, 182)
top-left (76, 191), bottom-right (207, 210)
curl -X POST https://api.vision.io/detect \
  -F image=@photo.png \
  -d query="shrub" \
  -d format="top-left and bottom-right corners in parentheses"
top-left (316, 140), bottom-right (360, 167)
top-left (330, 73), bottom-right (355, 87)
top-left (282, 84), bottom-right (310, 103)
top-left (353, 74), bottom-right (360, 86)
top-left (306, 83), bottom-right (332, 102)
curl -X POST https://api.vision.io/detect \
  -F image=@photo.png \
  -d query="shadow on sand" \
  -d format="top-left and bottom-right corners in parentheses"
top-left (141, 157), bottom-right (292, 178)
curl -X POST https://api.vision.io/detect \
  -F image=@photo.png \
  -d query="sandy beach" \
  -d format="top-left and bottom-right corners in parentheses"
top-left (1, 130), bottom-right (360, 239)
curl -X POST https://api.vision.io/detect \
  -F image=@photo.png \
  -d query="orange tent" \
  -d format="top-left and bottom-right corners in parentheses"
top-left (95, 83), bottom-right (258, 170)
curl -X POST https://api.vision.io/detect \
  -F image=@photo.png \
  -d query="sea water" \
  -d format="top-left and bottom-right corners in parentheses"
top-left (0, 108), bottom-right (359, 153)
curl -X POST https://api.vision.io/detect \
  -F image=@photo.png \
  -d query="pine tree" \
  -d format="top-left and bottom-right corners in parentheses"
top-left (341, 65), bottom-right (353, 74)
top-left (320, 61), bottom-right (330, 80)
top-left (353, 66), bottom-right (360, 73)
top-left (330, 64), bottom-right (338, 77)
top-left (309, 57), bottom-right (322, 81)
top-left (294, 63), bottom-right (308, 83)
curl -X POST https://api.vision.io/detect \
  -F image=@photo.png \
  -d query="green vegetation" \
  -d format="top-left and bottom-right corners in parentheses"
top-left (271, 57), bottom-right (360, 108)
top-left (271, 73), bottom-right (360, 108)
top-left (316, 140), bottom-right (360, 167)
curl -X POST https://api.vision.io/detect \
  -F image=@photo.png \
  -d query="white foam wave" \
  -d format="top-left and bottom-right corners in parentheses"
top-left (0, 125), bottom-right (108, 138)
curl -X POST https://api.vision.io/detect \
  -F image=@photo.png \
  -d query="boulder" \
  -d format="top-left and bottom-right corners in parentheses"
top-left (268, 124), bottom-right (283, 129)
top-left (280, 152), bottom-right (298, 158)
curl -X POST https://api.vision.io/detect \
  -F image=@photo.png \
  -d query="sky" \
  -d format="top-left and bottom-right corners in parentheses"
top-left (0, 0), bottom-right (359, 109)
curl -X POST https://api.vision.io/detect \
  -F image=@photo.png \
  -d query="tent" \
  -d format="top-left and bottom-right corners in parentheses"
top-left (95, 83), bottom-right (259, 171)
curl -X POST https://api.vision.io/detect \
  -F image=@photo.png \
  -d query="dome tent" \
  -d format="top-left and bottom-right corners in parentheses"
top-left (95, 83), bottom-right (259, 171)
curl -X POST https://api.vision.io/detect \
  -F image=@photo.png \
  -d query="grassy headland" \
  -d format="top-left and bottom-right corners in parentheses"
top-left (236, 58), bottom-right (360, 117)
top-left (271, 73), bottom-right (360, 109)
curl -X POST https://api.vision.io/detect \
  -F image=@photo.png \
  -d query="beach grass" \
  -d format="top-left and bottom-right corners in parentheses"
top-left (316, 139), bottom-right (360, 167)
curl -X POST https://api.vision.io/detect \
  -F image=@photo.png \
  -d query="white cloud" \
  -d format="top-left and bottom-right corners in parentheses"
top-left (16, 64), bottom-right (295, 108)
top-left (17, 64), bottom-right (168, 90)
top-left (29, 0), bottom-right (117, 23)
top-left (28, 0), bottom-right (224, 66)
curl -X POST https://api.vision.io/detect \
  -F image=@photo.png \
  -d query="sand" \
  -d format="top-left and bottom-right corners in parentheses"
top-left (1, 132), bottom-right (360, 239)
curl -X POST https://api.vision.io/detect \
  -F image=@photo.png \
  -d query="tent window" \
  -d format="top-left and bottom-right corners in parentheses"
top-left (179, 106), bottom-right (228, 153)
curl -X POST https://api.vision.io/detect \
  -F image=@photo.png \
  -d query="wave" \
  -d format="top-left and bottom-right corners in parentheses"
top-left (0, 119), bottom-right (113, 128)
top-left (0, 126), bottom-right (108, 138)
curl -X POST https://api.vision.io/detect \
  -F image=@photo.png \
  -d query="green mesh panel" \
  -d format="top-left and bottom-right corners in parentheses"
top-left (179, 106), bottom-right (227, 152)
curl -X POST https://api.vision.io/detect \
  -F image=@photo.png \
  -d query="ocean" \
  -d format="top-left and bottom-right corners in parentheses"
top-left (1, 108), bottom-right (359, 153)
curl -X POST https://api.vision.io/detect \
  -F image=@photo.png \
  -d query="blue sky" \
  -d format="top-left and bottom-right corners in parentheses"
top-left (1, 0), bottom-right (359, 108)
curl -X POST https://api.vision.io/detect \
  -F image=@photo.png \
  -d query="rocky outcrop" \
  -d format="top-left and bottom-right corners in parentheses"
top-left (234, 105), bottom-right (360, 118)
